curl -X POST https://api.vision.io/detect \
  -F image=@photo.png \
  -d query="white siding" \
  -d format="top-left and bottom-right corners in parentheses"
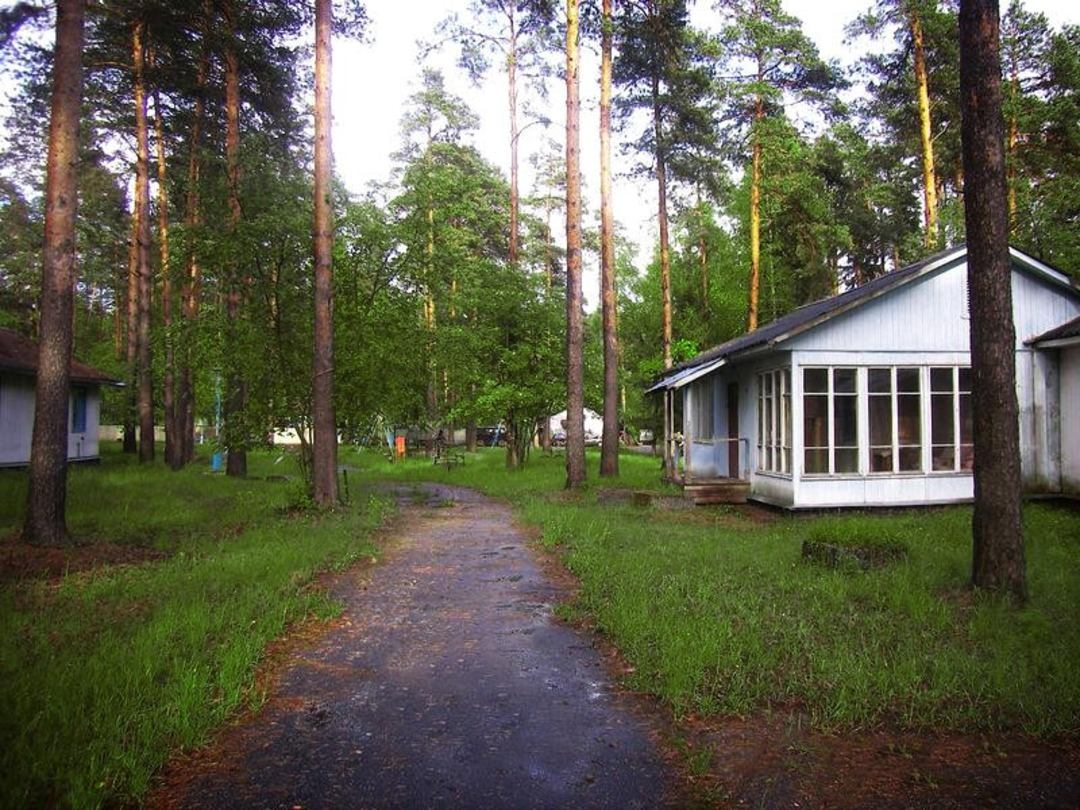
top-left (0, 375), bottom-right (36, 466)
top-left (1012, 271), bottom-right (1080, 344)
top-left (0, 375), bottom-right (103, 466)
top-left (788, 261), bottom-right (972, 354)
top-left (1062, 346), bottom-right (1080, 496)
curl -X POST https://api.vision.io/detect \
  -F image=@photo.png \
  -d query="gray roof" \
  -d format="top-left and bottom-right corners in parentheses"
top-left (1028, 315), bottom-right (1080, 345)
top-left (648, 245), bottom-right (1079, 393)
top-left (0, 328), bottom-right (121, 386)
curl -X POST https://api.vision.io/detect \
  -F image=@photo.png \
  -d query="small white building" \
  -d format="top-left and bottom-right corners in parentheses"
top-left (0, 328), bottom-right (120, 467)
top-left (648, 246), bottom-right (1080, 508)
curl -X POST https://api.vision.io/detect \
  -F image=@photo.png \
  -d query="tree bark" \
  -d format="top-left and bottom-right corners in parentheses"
top-left (747, 88), bottom-right (763, 331)
top-left (564, 0), bottom-right (585, 489)
top-left (507, 4), bottom-right (520, 269)
top-left (153, 88), bottom-right (177, 469)
top-left (653, 77), bottom-right (672, 371)
top-left (24, 0), bottom-right (84, 547)
top-left (223, 0), bottom-right (246, 477)
top-left (312, 0), bottom-right (338, 506)
top-left (959, 0), bottom-right (1026, 602)
top-left (599, 0), bottom-right (619, 478)
top-left (133, 19), bottom-right (154, 463)
top-left (177, 2), bottom-right (210, 467)
top-left (911, 9), bottom-right (939, 249)
top-left (123, 210), bottom-right (138, 454)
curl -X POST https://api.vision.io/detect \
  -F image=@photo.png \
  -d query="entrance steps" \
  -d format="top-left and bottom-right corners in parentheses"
top-left (683, 478), bottom-right (751, 505)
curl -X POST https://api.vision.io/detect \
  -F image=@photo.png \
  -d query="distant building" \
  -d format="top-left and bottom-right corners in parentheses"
top-left (0, 328), bottom-right (121, 467)
top-left (648, 246), bottom-right (1080, 507)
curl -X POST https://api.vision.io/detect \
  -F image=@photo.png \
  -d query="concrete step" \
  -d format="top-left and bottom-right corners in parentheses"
top-left (683, 479), bottom-right (750, 505)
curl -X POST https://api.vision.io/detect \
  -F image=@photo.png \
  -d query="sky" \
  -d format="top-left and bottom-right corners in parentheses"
top-left (332, 0), bottom-right (1079, 309)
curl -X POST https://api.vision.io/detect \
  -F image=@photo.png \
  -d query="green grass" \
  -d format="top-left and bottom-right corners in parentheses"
top-left (2, 443), bottom-right (1077, 804)
top-left (348, 446), bottom-right (1080, 736)
top-left (0, 446), bottom-right (387, 808)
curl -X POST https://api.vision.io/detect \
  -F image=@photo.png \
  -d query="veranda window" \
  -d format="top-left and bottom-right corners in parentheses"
top-left (803, 367), bottom-right (857, 474)
top-left (930, 367), bottom-right (973, 471)
top-left (868, 367), bottom-right (922, 473)
top-left (757, 368), bottom-right (791, 473)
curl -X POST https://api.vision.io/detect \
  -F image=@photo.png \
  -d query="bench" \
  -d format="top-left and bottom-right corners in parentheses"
top-left (436, 451), bottom-right (466, 471)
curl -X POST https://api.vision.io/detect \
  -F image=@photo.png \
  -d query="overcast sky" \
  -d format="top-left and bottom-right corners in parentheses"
top-left (332, 0), bottom-right (1078, 307)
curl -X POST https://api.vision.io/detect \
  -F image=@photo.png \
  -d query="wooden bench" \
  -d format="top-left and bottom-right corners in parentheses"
top-left (435, 452), bottom-right (466, 471)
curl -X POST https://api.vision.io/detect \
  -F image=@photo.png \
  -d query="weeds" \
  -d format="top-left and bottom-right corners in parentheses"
top-left (342, 447), bottom-right (1080, 736)
top-left (0, 446), bottom-right (386, 808)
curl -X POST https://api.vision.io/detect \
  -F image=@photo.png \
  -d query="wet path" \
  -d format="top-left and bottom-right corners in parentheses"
top-left (166, 484), bottom-right (672, 809)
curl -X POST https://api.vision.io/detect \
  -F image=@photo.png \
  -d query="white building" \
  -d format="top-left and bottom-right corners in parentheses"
top-left (0, 328), bottom-right (120, 467)
top-left (648, 246), bottom-right (1080, 508)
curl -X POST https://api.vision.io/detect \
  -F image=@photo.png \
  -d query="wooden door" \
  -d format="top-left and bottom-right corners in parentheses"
top-left (727, 382), bottom-right (739, 478)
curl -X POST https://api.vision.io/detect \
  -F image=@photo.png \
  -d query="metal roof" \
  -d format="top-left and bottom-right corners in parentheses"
top-left (1028, 314), bottom-right (1080, 347)
top-left (0, 328), bottom-right (122, 386)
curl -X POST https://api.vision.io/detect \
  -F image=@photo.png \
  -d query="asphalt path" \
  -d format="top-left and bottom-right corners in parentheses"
top-left (162, 483), bottom-right (673, 809)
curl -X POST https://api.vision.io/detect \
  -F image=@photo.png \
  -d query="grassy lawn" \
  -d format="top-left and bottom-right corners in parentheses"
top-left (350, 446), bottom-right (1080, 736)
top-left (2, 443), bottom-right (1077, 806)
top-left (0, 446), bottom-right (386, 808)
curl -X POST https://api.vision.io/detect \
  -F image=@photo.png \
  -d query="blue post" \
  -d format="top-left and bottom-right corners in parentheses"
top-left (211, 374), bottom-right (223, 472)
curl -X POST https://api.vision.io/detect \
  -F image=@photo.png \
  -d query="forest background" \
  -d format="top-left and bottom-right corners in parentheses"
top-left (0, 0), bottom-right (1077, 472)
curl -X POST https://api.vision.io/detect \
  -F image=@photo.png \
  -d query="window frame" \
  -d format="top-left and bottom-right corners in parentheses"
top-left (757, 368), bottom-right (791, 474)
top-left (802, 366), bottom-right (858, 476)
top-left (868, 366), bottom-right (923, 475)
top-left (929, 366), bottom-right (973, 473)
top-left (71, 386), bottom-right (88, 434)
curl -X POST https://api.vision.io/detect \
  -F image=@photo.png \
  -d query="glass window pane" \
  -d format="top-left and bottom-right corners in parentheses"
top-left (869, 395), bottom-right (892, 446)
top-left (835, 448), bottom-right (858, 473)
top-left (870, 447), bottom-right (892, 472)
top-left (834, 395), bottom-right (857, 446)
top-left (834, 368), bottom-right (856, 393)
top-left (931, 393), bottom-right (954, 444)
top-left (804, 368), bottom-right (828, 393)
top-left (897, 367), bottom-right (920, 392)
top-left (959, 392), bottom-right (972, 443)
top-left (931, 367), bottom-right (953, 392)
top-left (897, 393), bottom-right (921, 444)
top-left (804, 448), bottom-right (828, 474)
top-left (960, 443), bottom-right (974, 470)
top-left (932, 445), bottom-right (955, 471)
top-left (804, 394), bottom-right (828, 448)
top-left (898, 446), bottom-right (921, 472)
top-left (958, 367), bottom-right (972, 393)
top-left (869, 368), bottom-right (891, 393)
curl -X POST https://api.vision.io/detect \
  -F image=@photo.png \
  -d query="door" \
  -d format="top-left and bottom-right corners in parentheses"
top-left (727, 381), bottom-right (739, 478)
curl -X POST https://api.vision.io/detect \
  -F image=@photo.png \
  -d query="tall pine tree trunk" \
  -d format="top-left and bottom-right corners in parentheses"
top-left (911, 9), bottom-right (939, 249)
top-left (652, 78), bottom-right (672, 371)
top-left (747, 89), bottom-right (763, 331)
top-left (312, 0), bottom-right (338, 506)
top-left (959, 0), bottom-right (1026, 602)
top-left (153, 88), bottom-right (177, 469)
top-left (133, 19), bottom-right (154, 463)
top-left (123, 211), bottom-right (138, 454)
top-left (223, 1), bottom-right (246, 477)
top-left (599, 0), bottom-right (618, 478)
top-left (177, 1), bottom-right (210, 467)
top-left (24, 0), bottom-right (84, 547)
top-left (564, 0), bottom-right (585, 488)
top-left (507, 6), bottom-right (520, 269)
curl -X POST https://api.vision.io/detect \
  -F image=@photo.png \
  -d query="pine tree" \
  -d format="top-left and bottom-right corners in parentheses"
top-left (959, 0), bottom-right (1026, 602)
top-left (24, 0), bottom-right (84, 547)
